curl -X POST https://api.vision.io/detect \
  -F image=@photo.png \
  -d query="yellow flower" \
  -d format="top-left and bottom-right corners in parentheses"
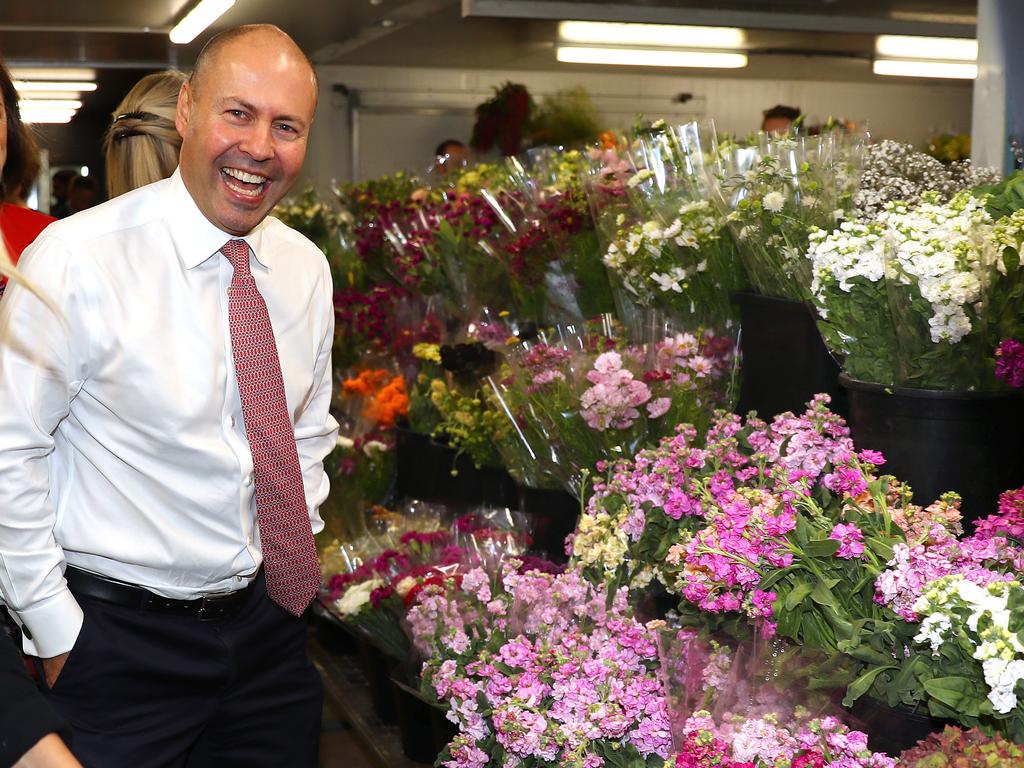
top-left (413, 343), bottom-right (441, 362)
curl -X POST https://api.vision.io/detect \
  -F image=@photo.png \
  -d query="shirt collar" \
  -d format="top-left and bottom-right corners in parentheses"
top-left (165, 167), bottom-right (273, 271)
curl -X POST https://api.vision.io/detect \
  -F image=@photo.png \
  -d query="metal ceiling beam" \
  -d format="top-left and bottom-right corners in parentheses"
top-left (310, 0), bottom-right (457, 64)
top-left (462, 0), bottom-right (977, 37)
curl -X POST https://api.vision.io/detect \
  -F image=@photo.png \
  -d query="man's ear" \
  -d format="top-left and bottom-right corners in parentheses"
top-left (175, 81), bottom-right (193, 137)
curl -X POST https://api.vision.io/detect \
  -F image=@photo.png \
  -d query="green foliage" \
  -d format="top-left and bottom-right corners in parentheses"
top-left (529, 87), bottom-right (602, 149)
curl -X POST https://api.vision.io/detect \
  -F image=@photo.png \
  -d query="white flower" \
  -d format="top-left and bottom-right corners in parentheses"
top-left (336, 435), bottom-right (355, 450)
top-left (334, 578), bottom-right (383, 616)
top-left (762, 190), bottom-right (786, 213)
top-left (363, 440), bottom-right (388, 457)
top-left (395, 576), bottom-right (418, 597)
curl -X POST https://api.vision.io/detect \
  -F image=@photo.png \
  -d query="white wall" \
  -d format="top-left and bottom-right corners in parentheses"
top-left (303, 64), bottom-right (973, 189)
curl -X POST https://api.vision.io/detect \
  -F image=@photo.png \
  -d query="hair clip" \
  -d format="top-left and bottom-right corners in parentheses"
top-left (114, 129), bottom-right (145, 141)
top-left (113, 111), bottom-right (159, 122)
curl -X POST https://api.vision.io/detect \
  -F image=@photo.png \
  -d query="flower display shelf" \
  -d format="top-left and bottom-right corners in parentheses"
top-left (310, 605), bottom-right (428, 768)
top-left (732, 291), bottom-right (847, 419)
top-left (840, 374), bottom-right (1024, 522)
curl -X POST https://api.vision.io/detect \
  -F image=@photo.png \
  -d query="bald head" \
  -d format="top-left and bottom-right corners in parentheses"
top-left (189, 24), bottom-right (318, 107)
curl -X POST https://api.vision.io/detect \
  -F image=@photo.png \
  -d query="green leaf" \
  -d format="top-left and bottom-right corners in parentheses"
top-left (784, 580), bottom-right (815, 610)
top-left (843, 665), bottom-right (898, 706)
top-left (810, 579), bottom-right (840, 609)
top-left (923, 676), bottom-right (983, 716)
top-left (804, 539), bottom-right (842, 558)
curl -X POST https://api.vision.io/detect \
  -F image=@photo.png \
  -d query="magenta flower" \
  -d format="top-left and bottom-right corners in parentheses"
top-left (995, 338), bottom-right (1024, 388)
top-left (829, 523), bottom-right (866, 559)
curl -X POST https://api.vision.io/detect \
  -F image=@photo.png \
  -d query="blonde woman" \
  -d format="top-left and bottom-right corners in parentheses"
top-left (102, 70), bottom-right (186, 198)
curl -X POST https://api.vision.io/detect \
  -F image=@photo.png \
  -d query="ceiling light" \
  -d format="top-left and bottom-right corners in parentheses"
top-left (20, 110), bottom-right (76, 124)
top-left (169, 0), bottom-right (236, 44)
top-left (9, 68), bottom-right (96, 81)
top-left (872, 58), bottom-right (977, 79)
top-left (559, 21), bottom-right (745, 49)
top-left (875, 35), bottom-right (977, 61)
top-left (14, 81), bottom-right (97, 92)
top-left (557, 46), bottom-right (747, 69)
top-left (18, 99), bottom-right (83, 111)
top-left (16, 91), bottom-right (85, 101)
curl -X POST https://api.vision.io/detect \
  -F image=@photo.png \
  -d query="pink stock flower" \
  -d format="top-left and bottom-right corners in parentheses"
top-left (829, 523), bottom-right (866, 559)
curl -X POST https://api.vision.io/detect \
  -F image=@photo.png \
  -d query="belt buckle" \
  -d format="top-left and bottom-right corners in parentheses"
top-left (196, 593), bottom-right (235, 622)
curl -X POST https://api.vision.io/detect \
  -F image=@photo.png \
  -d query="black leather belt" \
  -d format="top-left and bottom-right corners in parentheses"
top-left (65, 566), bottom-right (256, 622)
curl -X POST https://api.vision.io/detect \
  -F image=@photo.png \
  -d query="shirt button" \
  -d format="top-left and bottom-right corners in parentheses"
top-left (225, 288), bottom-right (231, 297)
top-left (245, 474), bottom-right (253, 486)
top-left (229, 416), bottom-right (236, 427)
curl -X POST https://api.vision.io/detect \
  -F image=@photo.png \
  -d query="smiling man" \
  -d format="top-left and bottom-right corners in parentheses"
top-left (0, 25), bottom-right (337, 766)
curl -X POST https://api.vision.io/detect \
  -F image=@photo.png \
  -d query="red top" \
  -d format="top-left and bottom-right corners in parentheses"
top-left (0, 203), bottom-right (56, 264)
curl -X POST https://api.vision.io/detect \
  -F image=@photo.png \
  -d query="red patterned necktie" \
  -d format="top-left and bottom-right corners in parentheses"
top-left (222, 239), bottom-right (320, 616)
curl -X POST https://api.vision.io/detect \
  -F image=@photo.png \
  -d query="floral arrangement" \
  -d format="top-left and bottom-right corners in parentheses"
top-left (470, 82), bottom-right (534, 157)
top-left (273, 186), bottom-right (345, 256)
top-left (673, 715), bottom-right (894, 768)
top-left (716, 135), bottom-right (858, 301)
top-left (408, 560), bottom-right (672, 767)
top-left (498, 326), bottom-right (736, 496)
top-left (853, 140), bottom-right (998, 220)
top-left (340, 368), bottom-right (409, 429)
top-left (808, 191), bottom-right (1024, 389)
top-left (602, 120), bottom-right (744, 330)
top-left (899, 725), bottom-right (1024, 766)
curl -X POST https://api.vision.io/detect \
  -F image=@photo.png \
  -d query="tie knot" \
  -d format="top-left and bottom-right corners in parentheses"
top-left (222, 239), bottom-right (251, 276)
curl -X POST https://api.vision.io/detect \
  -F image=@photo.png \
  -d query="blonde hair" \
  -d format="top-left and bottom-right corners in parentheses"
top-left (103, 70), bottom-right (186, 198)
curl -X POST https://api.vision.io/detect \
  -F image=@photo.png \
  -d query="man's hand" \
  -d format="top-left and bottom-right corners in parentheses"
top-left (13, 733), bottom-right (82, 768)
top-left (41, 653), bottom-right (69, 688)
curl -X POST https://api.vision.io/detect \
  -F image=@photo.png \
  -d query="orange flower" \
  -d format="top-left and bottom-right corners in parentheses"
top-left (342, 368), bottom-right (389, 397)
top-left (364, 375), bottom-right (409, 428)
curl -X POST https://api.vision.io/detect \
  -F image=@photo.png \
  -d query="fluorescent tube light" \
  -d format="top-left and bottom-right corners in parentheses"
top-left (10, 68), bottom-right (96, 81)
top-left (14, 81), bottom-right (97, 92)
top-left (18, 99), bottom-right (83, 111)
top-left (557, 45), bottom-right (747, 69)
top-left (875, 35), bottom-right (977, 61)
top-left (873, 58), bottom-right (977, 79)
top-left (169, 0), bottom-right (235, 44)
top-left (559, 21), bottom-right (745, 49)
top-left (20, 110), bottom-right (76, 124)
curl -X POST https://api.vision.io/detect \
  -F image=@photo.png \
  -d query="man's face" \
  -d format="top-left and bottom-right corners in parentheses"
top-left (761, 116), bottom-right (793, 136)
top-left (175, 34), bottom-right (317, 236)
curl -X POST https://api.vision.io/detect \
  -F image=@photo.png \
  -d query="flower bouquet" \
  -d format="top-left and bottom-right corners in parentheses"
top-left (500, 321), bottom-right (735, 497)
top-left (407, 560), bottom-right (673, 768)
top-left (716, 135), bottom-right (859, 302)
top-left (808, 191), bottom-right (1024, 389)
top-left (605, 120), bottom-right (743, 331)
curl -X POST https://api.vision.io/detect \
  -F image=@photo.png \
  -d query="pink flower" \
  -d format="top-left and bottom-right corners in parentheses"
top-left (646, 397), bottom-right (672, 419)
top-left (829, 523), bottom-right (866, 559)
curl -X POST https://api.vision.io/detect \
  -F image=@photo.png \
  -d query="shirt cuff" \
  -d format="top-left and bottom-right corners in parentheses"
top-left (17, 589), bottom-right (83, 658)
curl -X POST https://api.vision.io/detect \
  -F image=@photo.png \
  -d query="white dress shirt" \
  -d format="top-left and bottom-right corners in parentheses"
top-left (0, 168), bottom-right (339, 657)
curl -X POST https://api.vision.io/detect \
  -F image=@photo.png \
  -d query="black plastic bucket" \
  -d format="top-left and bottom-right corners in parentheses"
top-left (840, 374), bottom-right (1024, 522)
top-left (357, 639), bottom-right (398, 724)
top-left (517, 485), bottom-right (580, 562)
top-left (848, 697), bottom-right (947, 756)
top-left (732, 291), bottom-right (846, 420)
top-left (392, 679), bottom-right (439, 764)
top-left (395, 427), bottom-right (518, 509)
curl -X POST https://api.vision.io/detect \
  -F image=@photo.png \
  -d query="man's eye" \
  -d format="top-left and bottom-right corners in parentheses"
top-left (228, 110), bottom-right (247, 119)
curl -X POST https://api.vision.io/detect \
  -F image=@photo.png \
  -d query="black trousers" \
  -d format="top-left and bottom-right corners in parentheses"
top-left (40, 571), bottom-right (322, 768)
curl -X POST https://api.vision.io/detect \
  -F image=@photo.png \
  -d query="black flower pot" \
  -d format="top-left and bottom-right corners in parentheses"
top-left (732, 291), bottom-right (847, 419)
top-left (357, 639), bottom-right (399, 724)
top-left (431, 706), bottom-right (458, 756)
top-left (840, 374), bottom-right (1024, 523)
top-left (391, 679), bottom-right (439, 764)
top-left (396, 427), bottom-right (518, 509)
top-left (848, 697), bottom-right (947, 756)
top-left (517, 485), bottom-right (580, 562)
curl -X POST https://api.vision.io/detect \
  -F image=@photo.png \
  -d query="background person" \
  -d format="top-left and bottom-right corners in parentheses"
top-left (0, 58), bottom-right (54, 264)
top-left (761, 103), bottom-right (801, 135)
top-left (64, 175), bottom-right (99, 214)
top-left (102, 70), bottom-right (186, 198)
top-left (49, 170), bottom-right (75, 219)
top-left (0, 24), bottom-right (336, 766)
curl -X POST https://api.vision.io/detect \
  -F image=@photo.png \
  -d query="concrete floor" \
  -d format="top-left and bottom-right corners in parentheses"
top-left (319, 703), bottom-right (378, 768)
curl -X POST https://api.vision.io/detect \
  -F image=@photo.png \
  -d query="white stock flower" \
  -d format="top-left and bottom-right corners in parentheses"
top-left (334, 578), bottom-right (383, 616)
